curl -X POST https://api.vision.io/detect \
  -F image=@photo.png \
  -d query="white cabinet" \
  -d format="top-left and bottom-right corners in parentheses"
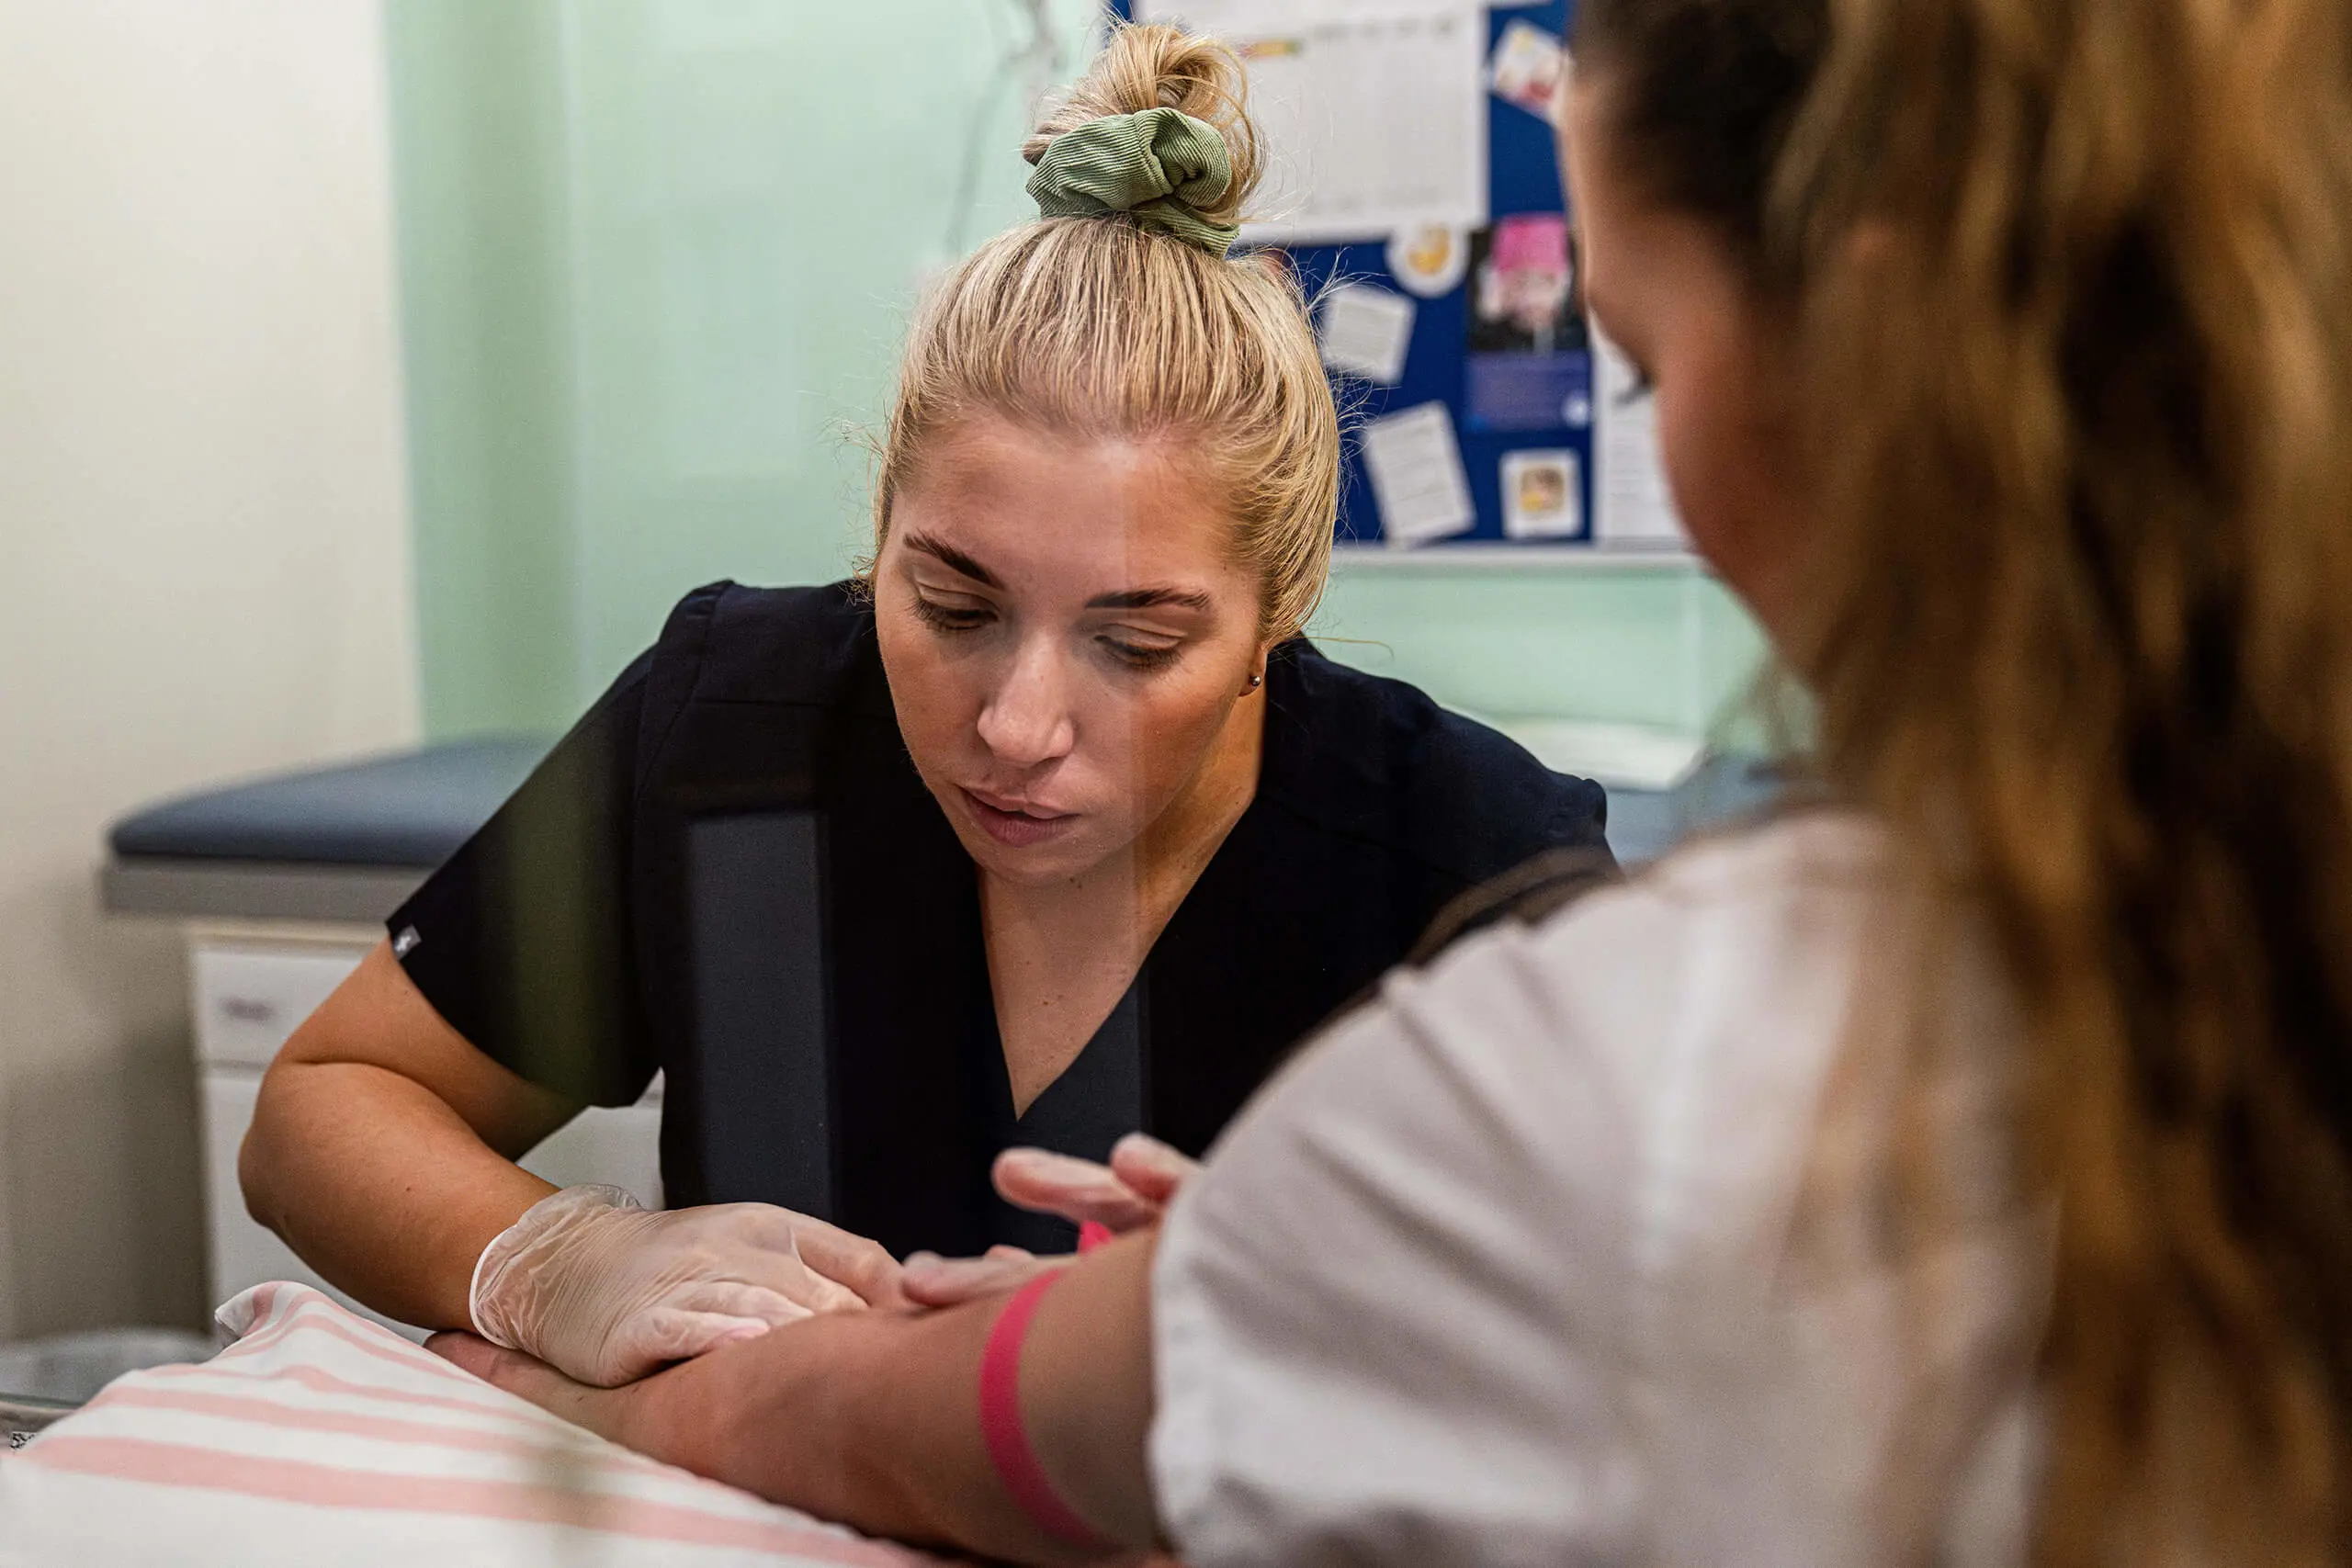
top-left (189, 929), bottom-right (664, 1341)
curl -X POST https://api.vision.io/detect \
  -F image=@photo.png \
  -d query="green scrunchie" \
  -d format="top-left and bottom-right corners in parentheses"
top-left (1027, 107), bottom-right (1241, 258)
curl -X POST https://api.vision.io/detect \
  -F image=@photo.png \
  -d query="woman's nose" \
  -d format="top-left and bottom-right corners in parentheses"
top-left (975, 639), bottom-right (1077, 768)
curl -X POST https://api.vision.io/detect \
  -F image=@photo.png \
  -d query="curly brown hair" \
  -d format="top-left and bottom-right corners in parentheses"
top-left (1578, 0), bottom-right (2352, 1560)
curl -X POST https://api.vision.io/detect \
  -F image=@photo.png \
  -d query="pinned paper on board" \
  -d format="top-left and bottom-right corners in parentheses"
top-left (1502, 450), bottom-right (1584, 539)
top-left (1487, 19), bottom-right (1567, 128)
top-left (1318, 283), bottom-right (1417, 385)
top-left (1592, 327), bottom-right (1690, 548)
top-left (1139, 0), bottom-right (1488, 245)
top-left (1470, 215), bottom-right (1580, 355)
top-left (1362, 402), bottom-right (1476, 547)
top-left (1385, 223), bottom-right (1471, 298)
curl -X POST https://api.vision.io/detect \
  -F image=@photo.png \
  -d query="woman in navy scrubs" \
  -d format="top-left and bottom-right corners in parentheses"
top-left (241, 26), bottom-right (1609, 1390)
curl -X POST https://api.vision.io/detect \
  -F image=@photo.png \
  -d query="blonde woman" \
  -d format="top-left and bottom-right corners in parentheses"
top-left (443, 0), bottom-right (2352, 1563)
top-left (237, 28), bottom-right (1609, 1393)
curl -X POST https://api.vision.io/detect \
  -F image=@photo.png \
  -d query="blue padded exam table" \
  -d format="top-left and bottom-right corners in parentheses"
top-left (103, 738), bottom-right (552, 923)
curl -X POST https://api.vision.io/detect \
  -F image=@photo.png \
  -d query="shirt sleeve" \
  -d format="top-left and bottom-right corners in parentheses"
top-left (386, 656), bottom-right (659, 1107)
top-left (1542, 771), bottom-right (1612, 854)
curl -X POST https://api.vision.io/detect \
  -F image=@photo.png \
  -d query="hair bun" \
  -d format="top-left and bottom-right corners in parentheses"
top-left (1023, 23), bottom-right (1262, 234)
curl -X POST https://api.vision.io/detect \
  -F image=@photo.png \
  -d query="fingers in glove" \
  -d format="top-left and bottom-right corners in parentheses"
top-left (770, 1265), bottom-right (866, 1316)
top-left (607, 1307), bottom-right (784, 1384)
top-left (666, 1280), bottom-right (820, 1331)
top-left (702, 1243), bottom-right (868, 1318)
top-left (991, 1147), bottom-right (1160, 1231)
top-left (690, 1206), bottom-right (871, 1315)
top-left (784, 1216), bottom-right (908, 1310)
top-left (1109, 1133), bottom-right (1198, 1203)
top-left (899, 1247), bottom-right (1066, 1309)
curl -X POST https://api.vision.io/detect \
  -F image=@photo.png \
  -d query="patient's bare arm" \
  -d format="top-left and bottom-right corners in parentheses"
top-left (437, 1229), bottom-right (1163, 1564)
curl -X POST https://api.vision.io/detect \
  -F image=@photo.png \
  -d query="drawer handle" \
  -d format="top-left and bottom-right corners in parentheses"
top-left (219, 997), bottom-right (279, 1027)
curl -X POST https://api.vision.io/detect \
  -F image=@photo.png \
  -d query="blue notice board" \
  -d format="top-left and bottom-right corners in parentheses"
top-left (1107, 1), bottom-right (1600, 551)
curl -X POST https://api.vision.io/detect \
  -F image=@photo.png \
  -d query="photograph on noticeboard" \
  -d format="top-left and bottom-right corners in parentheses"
top-left (1487, 18), bottom-right (1568, 129)
top-left (1501, 448), bottom-right (1585, 540)
top-left (1464, 213), bottom-right (1592, 434)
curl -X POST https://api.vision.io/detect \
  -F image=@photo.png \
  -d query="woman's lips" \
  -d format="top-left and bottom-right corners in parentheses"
top-left (957, 787), bottom-right (1078, 849)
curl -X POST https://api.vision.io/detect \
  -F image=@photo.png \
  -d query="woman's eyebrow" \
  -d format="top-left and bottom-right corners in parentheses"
top-left (904, 533), bottom-right (1001, 587)
top-left (1089, 587), bottom-right (1216, 612)
top-left (907, 535), bottom-right (1210, 612)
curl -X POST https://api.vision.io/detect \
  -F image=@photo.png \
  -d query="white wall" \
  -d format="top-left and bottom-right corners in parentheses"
top-left (0, 0), bottom-right (418, 1339)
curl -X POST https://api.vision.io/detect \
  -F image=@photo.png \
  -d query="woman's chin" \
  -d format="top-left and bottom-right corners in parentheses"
top-left (956, 823), bottom-right (1125, 888)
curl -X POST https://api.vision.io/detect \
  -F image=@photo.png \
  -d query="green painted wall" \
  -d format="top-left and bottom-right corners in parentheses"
top-left (386, 0), bottom-right (579, 737)
top-left (1313, 560), bottom-right (1764, 735)
top-left (385, 0), bottom-right (1765, 744)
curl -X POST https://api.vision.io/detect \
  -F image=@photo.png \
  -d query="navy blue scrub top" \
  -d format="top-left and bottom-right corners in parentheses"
top-left (390, 581), bottom-right (1611, 1258)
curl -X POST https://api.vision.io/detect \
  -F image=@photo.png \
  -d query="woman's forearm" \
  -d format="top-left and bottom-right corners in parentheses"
top-left (587, 1234), bottom-right (1162, 1563)
top-left (241, 940), bottom-right (583, 1330)
top-left (242, 1056), bottom-right (556, 1328)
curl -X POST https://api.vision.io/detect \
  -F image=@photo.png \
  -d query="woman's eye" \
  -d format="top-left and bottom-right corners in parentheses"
top-left (912, 594), bottom-right (990, 632)
top-left (1102, 636), bottom-right (1182, 672)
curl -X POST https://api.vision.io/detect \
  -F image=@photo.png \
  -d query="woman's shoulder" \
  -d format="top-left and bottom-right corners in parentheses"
top-left (1312, 813), bottom-right (1903, 1184)
top-left (1214, 811), bottom-right (1955, 1308)
top-left (1261, 641), bottom-right (1611, 880)
top-left (643, 579), bottom-right (890, 717)
top-left (1499, 809), bottom-right (1895, 1038)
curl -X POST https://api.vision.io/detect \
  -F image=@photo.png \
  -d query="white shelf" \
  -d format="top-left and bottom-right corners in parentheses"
top-left (1330, 544), bottom-right (1707, 573)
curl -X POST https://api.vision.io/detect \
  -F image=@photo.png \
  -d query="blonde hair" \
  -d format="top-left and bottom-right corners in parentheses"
top-left (1578, 0), bottom-right (2352, 1560)
top-left (868, 24), bottom-right (1340, 642)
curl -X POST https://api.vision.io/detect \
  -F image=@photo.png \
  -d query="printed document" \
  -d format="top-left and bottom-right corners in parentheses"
top-left (1139, 0), bottom-right (1488, 244)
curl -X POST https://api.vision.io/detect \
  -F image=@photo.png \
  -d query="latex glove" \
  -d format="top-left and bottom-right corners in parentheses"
top-left (900, 1133), bottom-right (1198, 1308)
top-left (469, 1185), bottom-right (900, 1387)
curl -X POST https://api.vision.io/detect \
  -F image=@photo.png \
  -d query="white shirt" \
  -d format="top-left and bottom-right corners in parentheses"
top-left (1149, 815), bottom-right (2048, 1567)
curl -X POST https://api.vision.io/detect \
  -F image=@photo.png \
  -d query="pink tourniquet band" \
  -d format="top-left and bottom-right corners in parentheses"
top-left (978, 1271), bottom-right (1113, 1550)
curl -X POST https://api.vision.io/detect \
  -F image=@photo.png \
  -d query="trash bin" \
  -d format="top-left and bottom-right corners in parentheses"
top-left (0, 1328), bottom-right (216, 1449)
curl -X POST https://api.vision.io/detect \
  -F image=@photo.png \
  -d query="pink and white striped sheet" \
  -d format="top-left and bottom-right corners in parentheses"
top-left (0, 1282), bottom-right (949, 1568)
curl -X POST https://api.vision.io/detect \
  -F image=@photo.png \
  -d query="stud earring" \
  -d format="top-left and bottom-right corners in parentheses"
top-left (1247, 671), bottom-right (1265, 692)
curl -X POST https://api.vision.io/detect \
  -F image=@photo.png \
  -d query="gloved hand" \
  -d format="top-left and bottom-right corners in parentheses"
top-left (900, 1133), bottom-right (1199, 1308)
top-left (469, 1185), bottom-right (902, 1388)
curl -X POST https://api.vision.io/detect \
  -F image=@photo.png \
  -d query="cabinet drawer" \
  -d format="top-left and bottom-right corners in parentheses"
top-left (193, 943), bottom-right (371, 1067)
